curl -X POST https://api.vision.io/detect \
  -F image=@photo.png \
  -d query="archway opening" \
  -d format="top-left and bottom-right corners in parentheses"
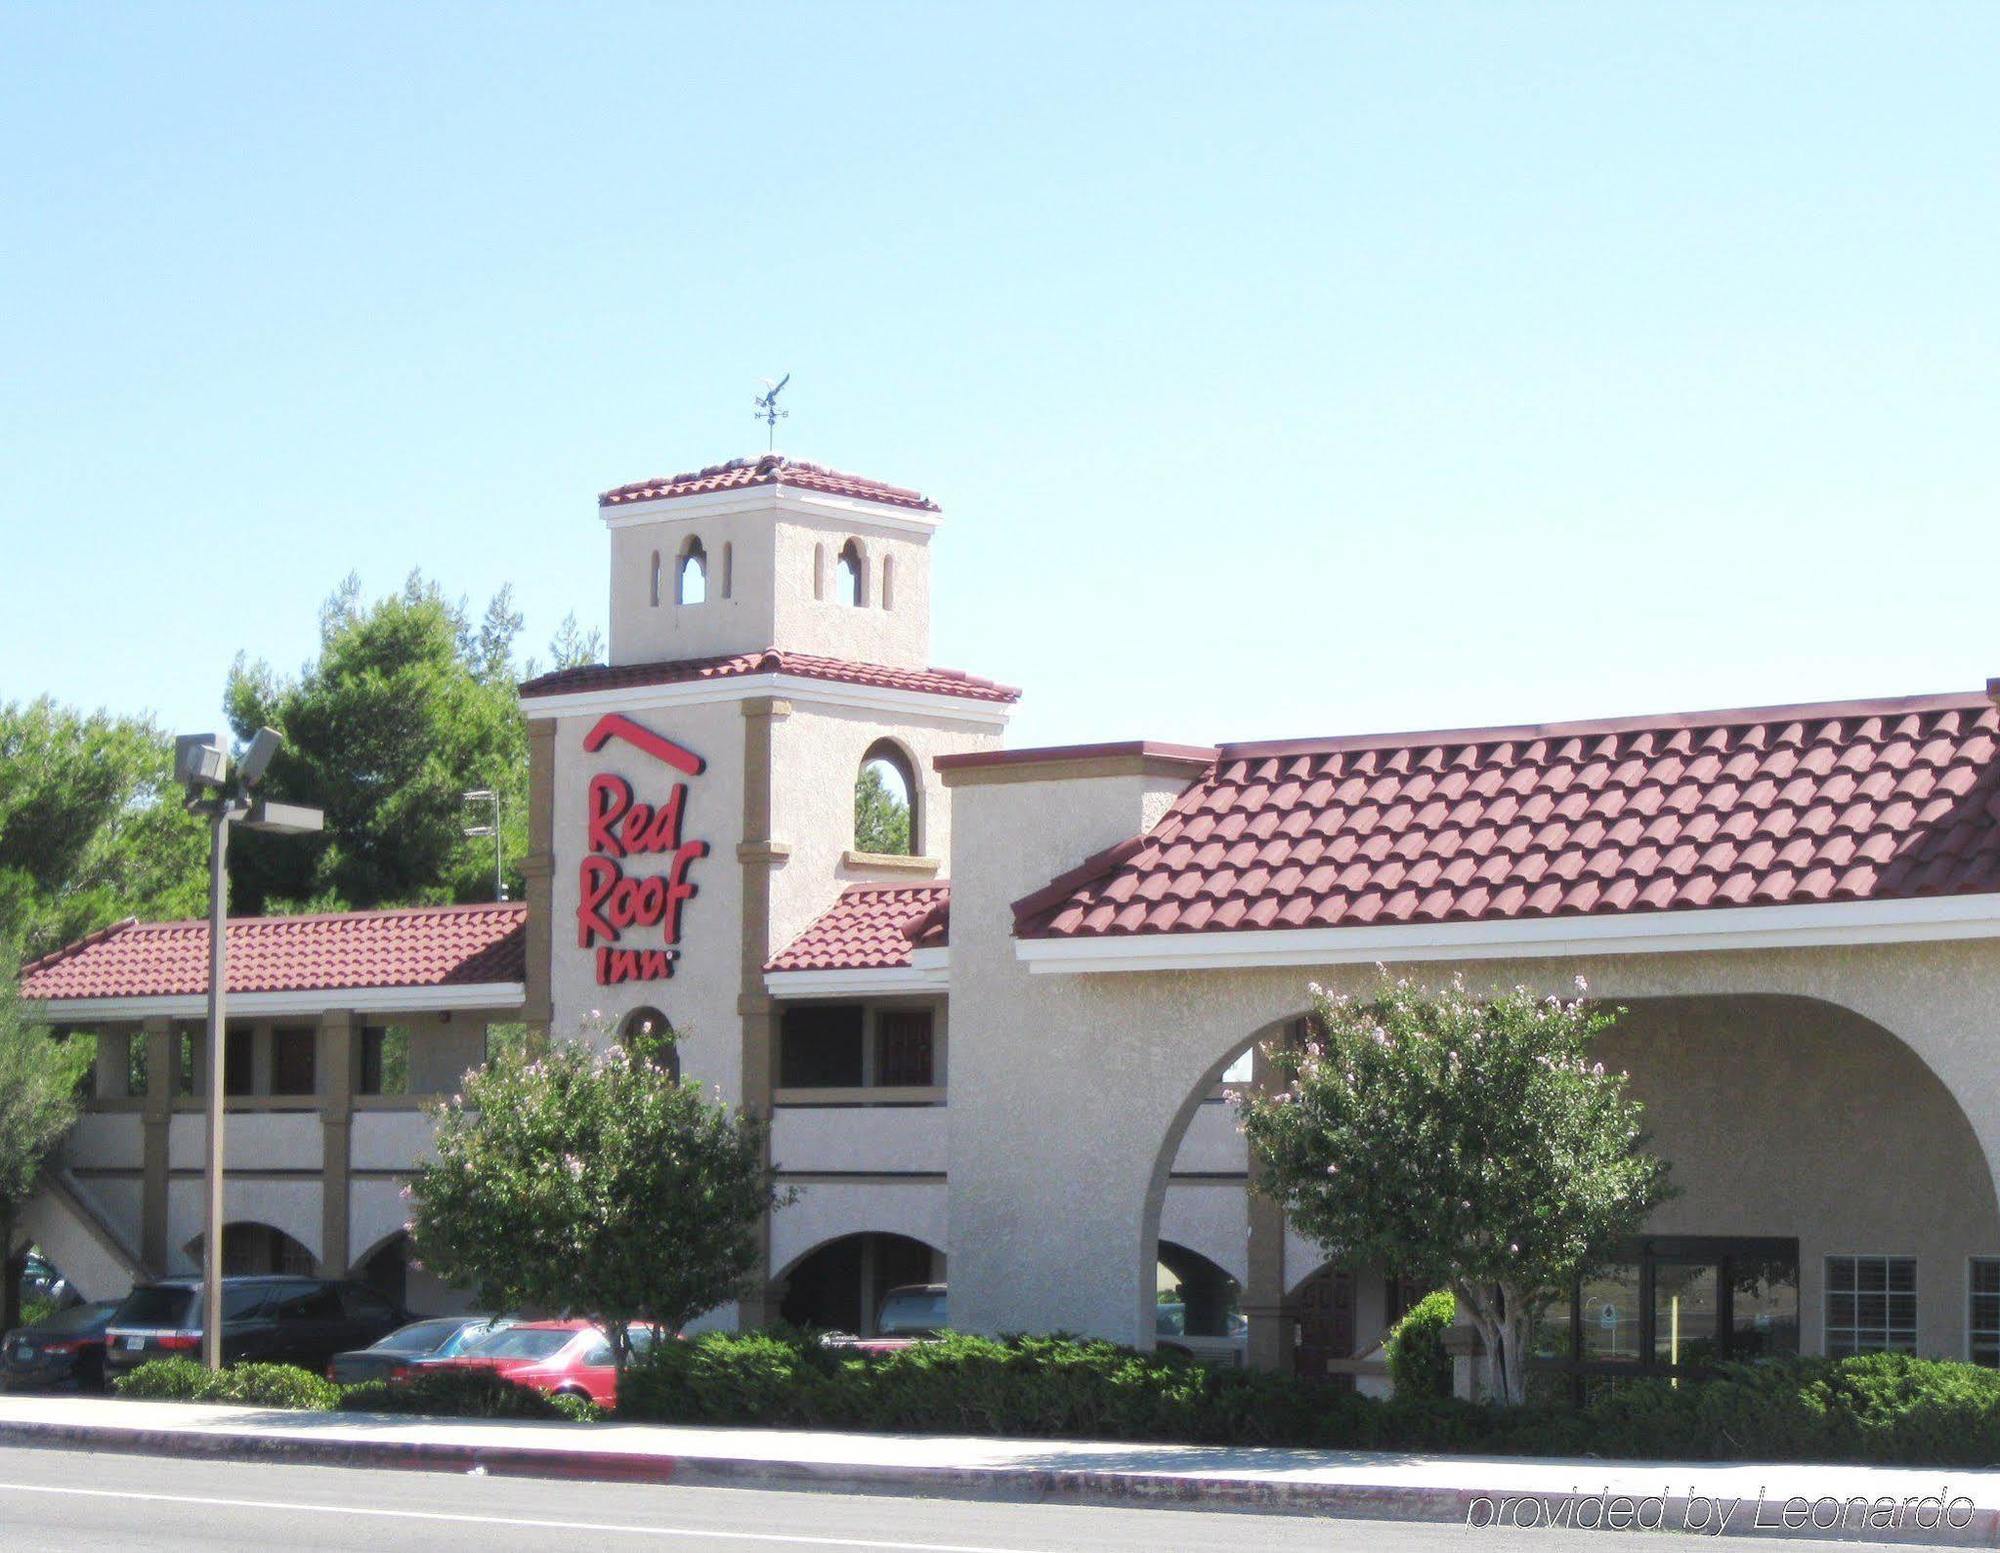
top-left (778, 1232), bottom-right (942, 1337)
top-left (360, 1232), bottom-right (411, 1307)
top-left (619, 1006), bottom-right (681, 1080)
top-left (185, 1222), bottom-right (315, 1278)
top-left (677, 538), bottom-right (707, 604)
top-left (836, 540), bottom-right (865, 606)
top-left (1155, 1241), bottom-right (1244, 1363)
top-left (854, 740), bottom-right (917, 855)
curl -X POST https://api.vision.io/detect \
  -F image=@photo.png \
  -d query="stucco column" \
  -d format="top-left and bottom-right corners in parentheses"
top-left (318, 1009), bottom-right (355, 1277)
top-left (737, 695), bottom-right (791, 1328)
top-left (1242, 1040), bottom-right (1296, 1373)
top-left (140, 1017), bottom-right (173, 1274)
top-left (521, 718), bottom-right (557, 1042)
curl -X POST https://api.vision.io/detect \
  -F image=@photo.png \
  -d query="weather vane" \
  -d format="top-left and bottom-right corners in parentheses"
top-left (753, 374), bottom-right (791, 450)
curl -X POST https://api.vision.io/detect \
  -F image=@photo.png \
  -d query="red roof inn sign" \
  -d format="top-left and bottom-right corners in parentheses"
top-left (576, 714), bottom-right (710, 985)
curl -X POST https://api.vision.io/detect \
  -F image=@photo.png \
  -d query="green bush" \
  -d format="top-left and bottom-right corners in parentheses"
top-left (617, 1328), bottom-right (2000, 1467)
top-left (1386, 1290), bottom-right (1456, 1400)
top-left (337, 1366), bottom-right (587, 1421)
top-left (113, 1357), bottom-right (340, 1410)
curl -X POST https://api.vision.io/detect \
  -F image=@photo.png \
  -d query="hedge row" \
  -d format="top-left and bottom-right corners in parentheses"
top-left (111, 1358), bottom-right (601, 1421)
top-left (618, 1327), bottom-right (2000, 1468)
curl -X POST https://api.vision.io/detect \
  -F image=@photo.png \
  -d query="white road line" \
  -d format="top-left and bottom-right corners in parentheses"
top-left (0, 1480), bottom-right (1050, 1552)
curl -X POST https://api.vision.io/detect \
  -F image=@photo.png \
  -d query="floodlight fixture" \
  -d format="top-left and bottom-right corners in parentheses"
top-left (244, 798), bottom-right (324, 835)
top-left (174, 733), bottom-right (229, 792)
top-left (237, 726), bottom-right (284, 789)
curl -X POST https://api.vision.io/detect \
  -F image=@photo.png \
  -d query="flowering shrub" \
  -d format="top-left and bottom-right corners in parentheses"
top-left (408, 1020), bottom-right (792, 1365)
top-left (1236, 973), bottom-right (1672, 1404)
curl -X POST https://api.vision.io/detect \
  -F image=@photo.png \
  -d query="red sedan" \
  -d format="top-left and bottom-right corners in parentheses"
top-left (401, 1318), bottom-right (659, 1407)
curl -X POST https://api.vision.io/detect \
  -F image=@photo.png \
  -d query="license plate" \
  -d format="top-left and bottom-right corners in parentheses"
top-left (14, 1347), bottom-right (32, 1361)
top-left (123, 1335), bottom-right (145, 1351)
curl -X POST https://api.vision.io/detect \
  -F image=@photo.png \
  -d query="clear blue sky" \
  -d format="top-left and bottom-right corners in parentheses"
top-left (5, 3), bottom-right (1997, 751)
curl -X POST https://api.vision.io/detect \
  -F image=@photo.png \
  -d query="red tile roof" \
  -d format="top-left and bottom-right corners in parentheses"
top-left (767, 883), bottom-right (950, 973)
top-left (520, 649), bottom-right (1020, 705)
top-left (600, 455), bottom-right (940, 513)
top-left (1014, 690), bottom-right (2000, 940)
top-left (20, 904), bottom-right (527, 1003)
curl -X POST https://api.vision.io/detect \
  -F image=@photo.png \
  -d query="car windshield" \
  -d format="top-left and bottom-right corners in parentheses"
top-left (29, 1301), bottom-right (117, 1336)
top-left (369, 1319), bottom-right (471, 1354)
top-left (462, 1327), bottom-right (574, 1360)
top-left (877, 1290), bottom-right (947, 1335)
top-left (112, 1287), bottom-right (196, 1328)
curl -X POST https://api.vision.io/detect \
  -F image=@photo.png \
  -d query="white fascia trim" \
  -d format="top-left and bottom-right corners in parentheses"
top-left (33, 981), bottom-right (527, 1022)
top-left (763, 963), bottom-right (952, 998)
top-left (1016, 893), bottom-right (2000, 975)
top-left (600, 487), bottom-right (942, 538)
top-left (522, 672), bottom-right (1012, 730)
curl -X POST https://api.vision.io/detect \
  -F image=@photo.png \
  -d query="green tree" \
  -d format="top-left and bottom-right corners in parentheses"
top-left (0, 700), bottom-right (205, 961)
top-left (854, 762), bottom-right (910, 854)
top-left (1236, 973), bottom-right (1672, 1405)
top-left (224, 573), bottom-right (531, 913)
top-left (408, 1021), bottom-right (792, 1369)
top-left (0, 950), bottom-right (93, 1329)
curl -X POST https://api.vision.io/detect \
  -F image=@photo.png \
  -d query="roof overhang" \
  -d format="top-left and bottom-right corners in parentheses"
top-left (31, 980), bottom-right (526, 1023)
top-left (522, 672), bottom-right (1012, 730)
top-left (763, 948), bottom-right (950, 999)
top-left (599, 485), bottom-right (942, 538)
top-left (1014, 893), bottom-right (2000, 975)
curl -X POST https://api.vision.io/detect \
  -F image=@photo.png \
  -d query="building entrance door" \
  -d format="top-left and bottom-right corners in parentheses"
top-left (1292, 1265), bottom-right (1355, 1385)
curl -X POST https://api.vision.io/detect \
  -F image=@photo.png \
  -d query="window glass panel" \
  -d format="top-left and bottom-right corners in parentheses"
top-left (1971, 1260), bottom-right (2000, 1367)
top-left (779, 1006), bottom-right (865, 1088)
top-left (1579, 1266), bottom-right (1641, 1363)
top-left (1530, 1290), bottom-right (1573, 1362)
top-left (1730, 1256), bottom-right (1800, 1359)
top-left (876, 1010), bottom-right (934, 1087)
top-left (1825, 1256), bottom-right (1916, 1355)
top-left (224, 1027), bottom-right (254, 1097)
top-left (359, 1026), bottom-right (410, 1096)
top-left (271, 1028), bottom-right (316, 1096)
top-left (1653, 1262), bottom-right (1720, 1368)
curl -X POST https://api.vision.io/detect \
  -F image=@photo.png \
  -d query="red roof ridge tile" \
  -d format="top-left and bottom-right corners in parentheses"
top-left (519, 649), bottom-right (1021, 705)
top-left (599, 455), bottom-right (939, 513)
top-left (1221, 688), bottom-right (1997, 762)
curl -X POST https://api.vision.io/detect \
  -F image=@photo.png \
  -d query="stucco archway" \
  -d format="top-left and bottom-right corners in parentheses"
top-left (1134, 984), bottom-right (2000, 1367)
top-left (775, 1231), bottom-right (944, 1337)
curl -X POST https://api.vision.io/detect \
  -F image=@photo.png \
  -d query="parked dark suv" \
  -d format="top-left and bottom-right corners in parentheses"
top-left (104, 1277), bottom-right (411, 1381)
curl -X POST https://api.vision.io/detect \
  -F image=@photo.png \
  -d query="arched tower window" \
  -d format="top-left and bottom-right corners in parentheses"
top-left (722, 541), bottom-right (734, 599)
top-left (855, 739), bottom-right (918, 855)
top-left (880, 554), bottom-right (894, 611)
top-left (649, 550), bottom-right (662, 608)
top-left (836, 540), bottom-right (866, 607)
top-left (677, 537), bottom-right (707, 605)
top-left (618, 1006), bottom-right (681, 1081)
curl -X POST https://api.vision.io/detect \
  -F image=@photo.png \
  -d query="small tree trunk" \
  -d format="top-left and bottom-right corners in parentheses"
top-left (1454, 1279), bottom-right (1534, 1406)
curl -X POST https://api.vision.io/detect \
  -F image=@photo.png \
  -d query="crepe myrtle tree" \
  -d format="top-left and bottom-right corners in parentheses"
top-left (408, 1016), bottom-right (794, 1369)
top-left (1235, 973), bottom-right (1673, 1405)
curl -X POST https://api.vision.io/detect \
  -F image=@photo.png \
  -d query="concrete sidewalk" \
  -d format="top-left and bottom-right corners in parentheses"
top-left (0, 1393), bottom-right (1997, 1543)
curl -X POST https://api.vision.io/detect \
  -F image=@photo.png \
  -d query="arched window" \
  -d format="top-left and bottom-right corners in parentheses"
top-left (881, 554), bottom-right (894, 611)
top-left (649, 550), bottom-right (662, 608)
top-left (855, 739), bottom-right (918, 855)
top-left (813, 543), bottom-right (826, 601)
top-left (836, 540), bottom-right (866, 607)
top-left (677, 537), bottom-right (707, 605)
top-left (722, 541), bottom-right (734, 600)
top-left (619, 1006), bottom-right (681, 1081)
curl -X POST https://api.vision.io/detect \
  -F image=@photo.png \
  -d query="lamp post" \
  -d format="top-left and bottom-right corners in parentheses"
top-left (462, 788), bottom-right (505, 901)
top-left (174, 728), bottom-right (323, 1371)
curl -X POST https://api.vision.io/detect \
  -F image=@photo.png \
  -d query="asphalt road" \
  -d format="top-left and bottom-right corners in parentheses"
top-left (0, 1443), bottom-right (1891, 1551)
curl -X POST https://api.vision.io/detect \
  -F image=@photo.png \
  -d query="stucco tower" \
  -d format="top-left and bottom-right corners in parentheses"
top-left (518, 455), bottom-right (1014, 1324)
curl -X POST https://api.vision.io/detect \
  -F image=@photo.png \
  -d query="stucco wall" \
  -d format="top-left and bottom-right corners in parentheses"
top-left (607, 500), bottom-right (935, 671)
top-left (771, 1106), bottom-right (948, 1176)
top-left (769, 1179), bottom-right (946, 1279)
top-left (546, 697), bottom-right (750, 1099)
